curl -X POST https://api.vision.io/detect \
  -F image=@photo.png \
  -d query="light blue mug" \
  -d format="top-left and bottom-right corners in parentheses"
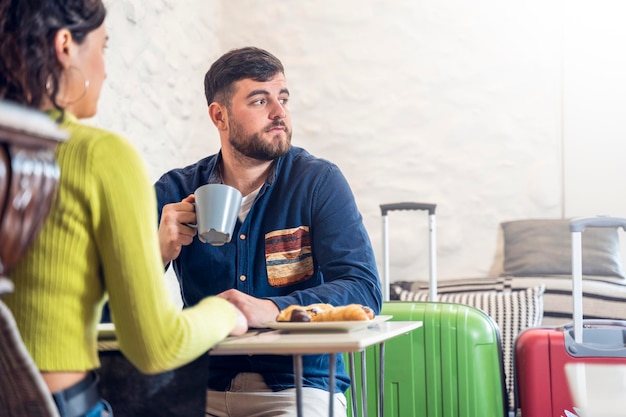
top-left (194, 184), bottom-right (242, 246)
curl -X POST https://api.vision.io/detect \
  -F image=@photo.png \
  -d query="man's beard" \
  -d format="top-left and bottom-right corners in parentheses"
top-left (228, 119), bottom-right (292, 161)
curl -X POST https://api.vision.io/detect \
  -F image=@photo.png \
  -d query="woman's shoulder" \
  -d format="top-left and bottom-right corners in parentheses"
top-left (64, 119), bottom-right (130, 147)
top-left (60, 118), bottom-right (141, 163)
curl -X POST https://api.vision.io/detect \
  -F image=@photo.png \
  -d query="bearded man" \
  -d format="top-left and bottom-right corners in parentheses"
top-left (155, 46), bottom-right (382, 417)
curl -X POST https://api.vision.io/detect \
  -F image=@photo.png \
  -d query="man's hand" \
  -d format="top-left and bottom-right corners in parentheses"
top-left (218, 289), bottom-right (280, 328)
top-left (158, 194), bottom-right (197, 266)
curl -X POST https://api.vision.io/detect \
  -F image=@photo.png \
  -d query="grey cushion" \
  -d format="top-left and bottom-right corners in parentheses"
top-left (501, 219), bottom-right (625, 278)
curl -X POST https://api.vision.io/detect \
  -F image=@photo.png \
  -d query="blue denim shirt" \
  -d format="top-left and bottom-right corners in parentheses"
top-left (154, 146), bottom-right (382, 393)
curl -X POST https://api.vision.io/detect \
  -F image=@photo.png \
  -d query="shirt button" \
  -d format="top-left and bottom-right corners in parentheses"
top-left (239, 275), bottom-right (247, 282)
top-left (239, 234), bottom-right (246, 240)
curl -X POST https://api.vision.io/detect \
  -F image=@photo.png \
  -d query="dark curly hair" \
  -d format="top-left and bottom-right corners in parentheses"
top-left (204, 46), bottom-right (285, 107)
top-left (0, 0), bottom-right (106, 111)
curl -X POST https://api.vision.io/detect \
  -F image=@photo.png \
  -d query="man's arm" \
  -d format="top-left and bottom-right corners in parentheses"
top-left (267, 164), bottom-right (383, 314)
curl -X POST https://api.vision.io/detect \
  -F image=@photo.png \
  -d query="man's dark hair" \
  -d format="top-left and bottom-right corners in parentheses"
top-left (203, 46), bottom-right (284, 106)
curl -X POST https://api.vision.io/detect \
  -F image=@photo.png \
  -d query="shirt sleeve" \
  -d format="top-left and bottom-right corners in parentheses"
top-left (89, 132), bottom-right (235, 374)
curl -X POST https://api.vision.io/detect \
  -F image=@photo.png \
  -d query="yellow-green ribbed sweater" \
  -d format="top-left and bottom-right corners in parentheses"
top-left (5, 111), bottom-right (235, 374)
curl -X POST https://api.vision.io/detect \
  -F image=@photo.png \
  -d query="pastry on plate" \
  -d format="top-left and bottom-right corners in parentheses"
top-left (276, 303), bottom-right (374, 322)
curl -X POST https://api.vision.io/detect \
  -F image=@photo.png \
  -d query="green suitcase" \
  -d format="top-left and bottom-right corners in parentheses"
top-left (346, 301), bottom-right (508, 417)
top-left (345, 203), bottom-right (507, 416)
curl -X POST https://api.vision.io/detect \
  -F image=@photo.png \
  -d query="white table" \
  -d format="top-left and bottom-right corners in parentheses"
top-left (209, 320), bottom-right (422, 417)
top-left (98, 320), bottom-right (422, 417)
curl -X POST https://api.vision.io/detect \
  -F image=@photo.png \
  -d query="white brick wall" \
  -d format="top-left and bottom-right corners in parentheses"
top-left (94, 0), bottom-right (626, 294)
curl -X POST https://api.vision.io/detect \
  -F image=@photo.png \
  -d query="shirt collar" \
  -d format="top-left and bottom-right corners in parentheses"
top-left (210, 150), bottom-right (283, 186)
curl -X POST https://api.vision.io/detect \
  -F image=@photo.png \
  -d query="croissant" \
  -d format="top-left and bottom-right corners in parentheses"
top-left (311, 304), bottom-right (374, 322)
top-left (276, 303), bottom-right (374, 322)
top-left (276, 303), bottom-right (331, 322)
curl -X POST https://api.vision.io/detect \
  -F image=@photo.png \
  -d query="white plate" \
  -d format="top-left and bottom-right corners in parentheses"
top-left (97, 323), bottom-right (116, 340)
top-left (262, 315), bottom-right (393, 333)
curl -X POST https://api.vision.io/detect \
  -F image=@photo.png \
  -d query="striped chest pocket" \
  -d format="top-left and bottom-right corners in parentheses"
top-left (265, 226), bottom-right (314, 287)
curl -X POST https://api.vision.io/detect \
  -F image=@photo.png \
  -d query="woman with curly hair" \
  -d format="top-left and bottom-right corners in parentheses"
top-left (0, 1), bottom-right (248, 416)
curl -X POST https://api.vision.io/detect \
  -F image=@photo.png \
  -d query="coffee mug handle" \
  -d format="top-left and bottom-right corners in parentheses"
top-left (183, 202), bottom-right (197, 228)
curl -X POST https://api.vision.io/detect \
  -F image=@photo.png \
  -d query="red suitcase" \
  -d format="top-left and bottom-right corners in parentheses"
top-left (515, 216), bottom-right (626, 417)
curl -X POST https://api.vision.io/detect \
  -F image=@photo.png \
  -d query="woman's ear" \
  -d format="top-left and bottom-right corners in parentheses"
top-left (53, 29), bottom-right (74, 69)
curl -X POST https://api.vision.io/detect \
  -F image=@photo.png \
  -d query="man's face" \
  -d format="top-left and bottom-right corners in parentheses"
top-left (226, 73), bottom-right (292, 161)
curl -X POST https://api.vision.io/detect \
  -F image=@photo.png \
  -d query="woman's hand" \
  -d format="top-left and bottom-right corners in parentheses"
top-left (218, 289), bottom-right (280, 328)
top-left (229, 305), bottom-right (249, 336)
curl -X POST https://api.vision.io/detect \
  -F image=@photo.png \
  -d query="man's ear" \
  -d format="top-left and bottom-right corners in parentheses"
top-left (53, 29), bottom-right (74, 69)
top-left (209, 102), bottom-right (228, 130)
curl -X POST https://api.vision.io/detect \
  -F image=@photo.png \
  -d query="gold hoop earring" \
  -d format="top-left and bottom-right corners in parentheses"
top-left (64, 66), bottom-right (90, 105)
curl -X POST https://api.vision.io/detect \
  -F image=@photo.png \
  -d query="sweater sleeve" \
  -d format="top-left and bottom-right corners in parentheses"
top-left (88, 131), bottom-right (235, 374)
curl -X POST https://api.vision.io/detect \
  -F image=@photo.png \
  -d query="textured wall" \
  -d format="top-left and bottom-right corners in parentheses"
top-left (96, 0), bottom-right (567, 287)
top-left (97, 0), bottom-right (222, 175)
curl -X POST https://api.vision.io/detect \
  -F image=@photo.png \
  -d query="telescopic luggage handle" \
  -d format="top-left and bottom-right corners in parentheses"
top-left (380, 202), bottom-right (437, 302)
top-left (380, 202), bottom-right (436, 216)
top-left (561, 320), bottom-right (626, 357)
top-left (570, 216), bottom-right (626, 232)
top-left (570, 216), bottom-right (626, 343)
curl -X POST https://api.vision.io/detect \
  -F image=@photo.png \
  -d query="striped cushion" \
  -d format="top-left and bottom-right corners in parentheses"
top-left (390, 282), bottom-right (545, 412)
top-left (391, 276), bottom-right (507, 294)
top-left (503, 274), bottom-right (626, 325)
top-left (391, 275), bottom-right (626, 323)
